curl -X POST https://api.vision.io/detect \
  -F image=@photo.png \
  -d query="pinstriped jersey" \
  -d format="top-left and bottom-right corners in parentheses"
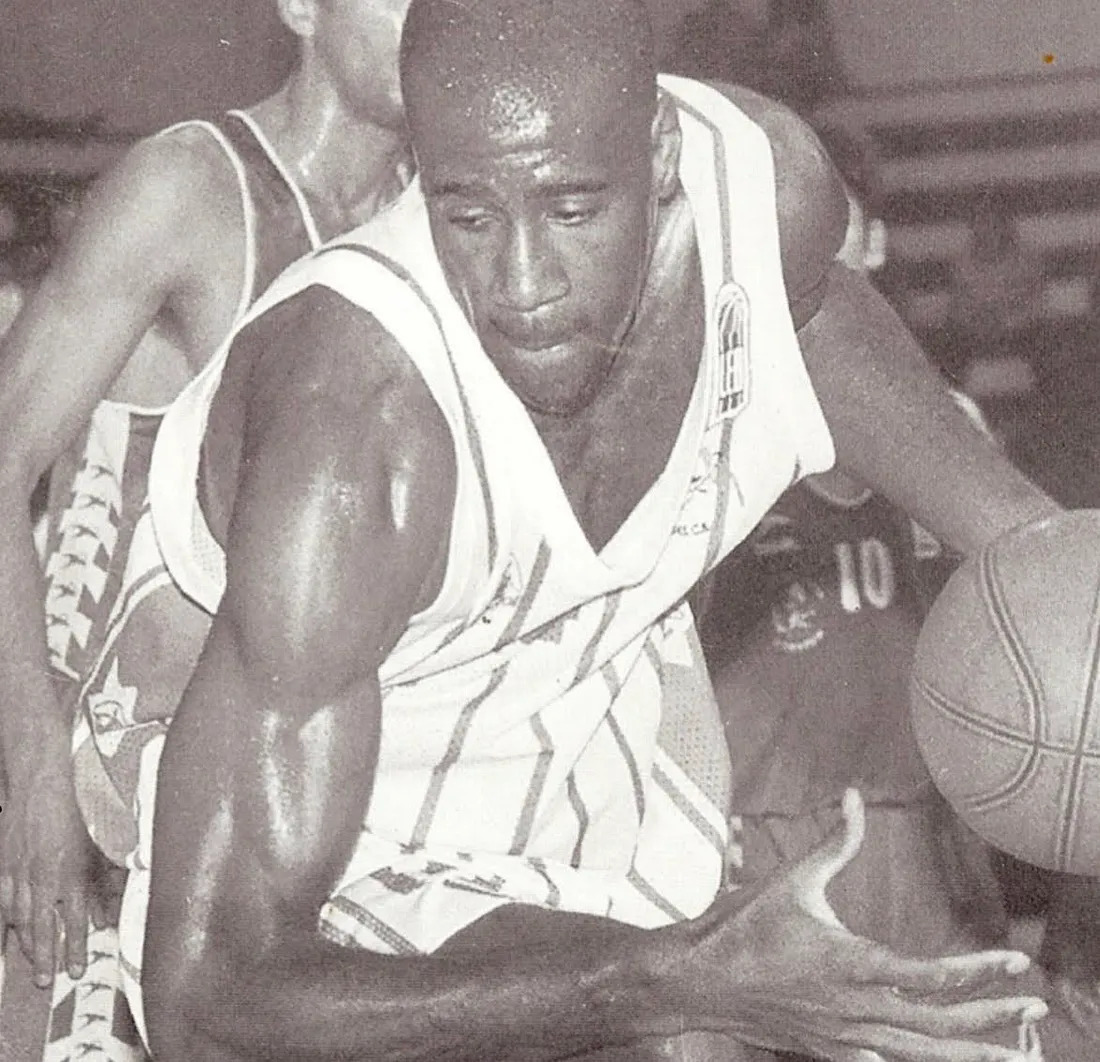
top-left (43, 110), bottom-right (322, 866)
top-left (128, 76), bottom-right (835, 976)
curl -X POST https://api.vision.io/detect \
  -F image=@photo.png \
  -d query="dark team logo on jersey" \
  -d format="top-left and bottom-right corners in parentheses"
top-left (771, 579), bottom-right (826, 653)
top-left (714, 281), bottom-right (751, 420)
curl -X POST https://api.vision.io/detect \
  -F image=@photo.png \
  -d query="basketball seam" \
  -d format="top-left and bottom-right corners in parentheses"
top-left (912, 678), bottom-right (1100, 760)
top-left (915, 678), bottom-right (1066, 836)
top-left (1055, 568), bottom-right (1100, 869)
top-left (973, 545), bottom-right (1045, 813)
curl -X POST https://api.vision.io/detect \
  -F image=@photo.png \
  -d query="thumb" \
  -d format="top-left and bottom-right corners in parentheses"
top-left (791, 788), bottom-right (865, 922)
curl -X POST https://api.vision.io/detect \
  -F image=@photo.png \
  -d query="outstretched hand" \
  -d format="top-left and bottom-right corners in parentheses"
top-left (0, 762), bottom-right (95, 987)
top-left (677, 790), bottom-right (1046, 1062)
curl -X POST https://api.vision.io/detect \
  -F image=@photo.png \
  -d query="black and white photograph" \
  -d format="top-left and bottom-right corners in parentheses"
top-left (2, 2), bottom-right (1100, 1060)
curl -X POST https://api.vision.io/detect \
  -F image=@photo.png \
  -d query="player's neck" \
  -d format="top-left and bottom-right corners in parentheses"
top-left (250, 79), bottom-right (412, 239)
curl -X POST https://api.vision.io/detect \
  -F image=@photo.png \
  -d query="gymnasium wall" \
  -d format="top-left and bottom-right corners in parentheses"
top-left (0, 0), bottom-right (295, 132)
top-left (818, 2), bottom-right (1100, 356)
top-left (813, 0), bottom-right (1100, 504)
top-left (828, 0), bottom-right (1099, 89)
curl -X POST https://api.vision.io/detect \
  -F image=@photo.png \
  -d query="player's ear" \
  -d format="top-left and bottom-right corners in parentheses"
top-left (651, 93), bottom-right (682, 203)
top-left (277, 0), bottom-right (320, 39)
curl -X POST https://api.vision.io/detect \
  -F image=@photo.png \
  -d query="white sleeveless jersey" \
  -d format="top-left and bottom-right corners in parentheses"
top-left (122, 77), bottom-right (834, 1014)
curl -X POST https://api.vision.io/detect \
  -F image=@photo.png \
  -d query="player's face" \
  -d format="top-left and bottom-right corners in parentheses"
top-left (314, 0), bottom-right (411, 127)
top-left (418, 99), bottom-right (661, 417)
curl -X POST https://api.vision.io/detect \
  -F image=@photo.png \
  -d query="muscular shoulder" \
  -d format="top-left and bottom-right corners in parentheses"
top-left (220, 285), bottom-right (456, 674)
top-left (707, 83), bottom-right (849, 328)
top-left (238, 283), bottom-right (452, 455)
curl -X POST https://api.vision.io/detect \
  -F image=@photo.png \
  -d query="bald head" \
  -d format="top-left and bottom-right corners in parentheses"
top-left (400, 0), bottom-right (681, 419)
top-left (400, 0), bottom-right (658, 151)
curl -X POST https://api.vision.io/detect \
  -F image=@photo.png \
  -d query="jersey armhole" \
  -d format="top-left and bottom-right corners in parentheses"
top-left (153, 119), bottom-right (257, 324)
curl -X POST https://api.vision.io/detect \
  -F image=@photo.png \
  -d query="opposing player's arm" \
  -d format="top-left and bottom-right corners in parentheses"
top-left (0, 133), bottom-right (235, 730)
top-left (0, 133), bottom-right (238, 982)
top-left (723, 86), bottom-right (1059, 554)
top-left (0, 133), bottom-right (233, 486)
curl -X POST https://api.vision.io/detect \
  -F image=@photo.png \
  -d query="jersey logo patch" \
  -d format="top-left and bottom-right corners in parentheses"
top-left (714, 281), bottom-right (751, 421)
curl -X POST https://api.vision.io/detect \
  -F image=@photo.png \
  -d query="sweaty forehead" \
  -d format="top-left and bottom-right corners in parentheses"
top-left (402, 0), bottom-right (656, 152)
top-left (484, 80), bottom-right (554, 145)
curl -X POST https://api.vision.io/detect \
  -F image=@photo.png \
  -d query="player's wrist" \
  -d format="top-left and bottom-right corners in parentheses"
top-left (640, 905), bottom-right (746, 1038)
top-left (592, 925), bottom-right (699, 1043)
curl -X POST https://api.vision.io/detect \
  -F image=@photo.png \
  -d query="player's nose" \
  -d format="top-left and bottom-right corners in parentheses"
top-left (494, 220), bottom-right (568, 313)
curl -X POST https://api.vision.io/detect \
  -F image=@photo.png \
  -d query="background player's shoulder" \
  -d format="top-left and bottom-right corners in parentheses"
top-left (87, 123), bottom-right (246, 247)
top-left (22, 121), bottom-right (248, 322)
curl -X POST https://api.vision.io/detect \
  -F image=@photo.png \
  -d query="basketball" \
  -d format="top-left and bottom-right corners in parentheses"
top-left (910, 509), bottom-right (1100, 875)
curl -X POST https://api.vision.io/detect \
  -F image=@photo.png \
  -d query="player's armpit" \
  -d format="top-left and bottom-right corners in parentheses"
top-left (796, 264), bottom-right (1058, 555)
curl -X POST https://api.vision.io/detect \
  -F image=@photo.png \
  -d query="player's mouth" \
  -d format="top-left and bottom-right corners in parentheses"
top-left (489, 315), bottom-right (577, 354)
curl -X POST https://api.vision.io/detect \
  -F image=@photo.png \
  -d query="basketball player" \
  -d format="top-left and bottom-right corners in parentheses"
top-left (97, 3), bottom-right (1065, 1059)
top-left (0, 0), bottom-right (414, 1000)
top-left (696, 464), bottom-right (991, 937)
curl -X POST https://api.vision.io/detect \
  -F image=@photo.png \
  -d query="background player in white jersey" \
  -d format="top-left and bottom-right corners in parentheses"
top-left (117, 2), bottom-right (1066, 1060)
top-left (0, 0), bottom-right (414, 1004)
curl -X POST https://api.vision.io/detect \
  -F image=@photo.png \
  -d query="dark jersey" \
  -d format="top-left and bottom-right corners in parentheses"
top-left (696, 480), bottom-right (951, 815)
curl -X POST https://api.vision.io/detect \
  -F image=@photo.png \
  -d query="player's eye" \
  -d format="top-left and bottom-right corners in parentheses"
top-left (548, 199), bottom-right (600, 226)
top-left (446, 207), bottom-right (495, 233)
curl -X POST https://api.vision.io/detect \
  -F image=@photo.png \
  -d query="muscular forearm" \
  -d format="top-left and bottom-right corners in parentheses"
top-left (149, 908), bottom-right (682, 1062)
top-left (0, 494), bottom-right (72, 788)
top-left (799, 266), bottom-right (1060, 554)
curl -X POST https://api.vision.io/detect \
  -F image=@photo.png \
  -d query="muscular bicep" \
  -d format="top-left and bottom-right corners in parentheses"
top-left (148, 300), bottom-right (455, 964)
top-left (0, 139), bottom-right (214, 487)
top-left (798, 265), bottom-right (1058, 553)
